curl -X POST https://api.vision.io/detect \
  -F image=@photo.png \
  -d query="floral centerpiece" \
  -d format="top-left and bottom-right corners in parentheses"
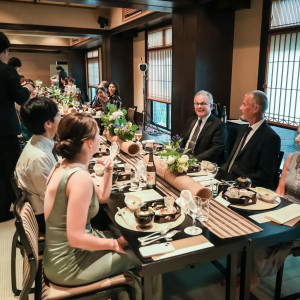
top-left (101, 104), bottom-right (139, 141)
top-left (158, 135), bottom-right (197, 173)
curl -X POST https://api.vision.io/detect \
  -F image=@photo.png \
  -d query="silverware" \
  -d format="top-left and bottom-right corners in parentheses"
top-left (140, 230), bottom-right (181, 246)
top-left (138, 225), bottom-right (172, 243)
top-left (117, 207), bottom-right (130, 227)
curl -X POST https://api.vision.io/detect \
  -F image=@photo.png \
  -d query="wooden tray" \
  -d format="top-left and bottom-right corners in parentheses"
top-left (230, 197), bottom-right (281, 211)
top-left (149, 200), bottom-right (181, 224)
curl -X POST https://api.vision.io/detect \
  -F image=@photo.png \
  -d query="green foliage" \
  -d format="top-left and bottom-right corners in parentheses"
top-left (101, 104), bottom-right (139, 141)
top-left (158, 135), bottom-right (197, 173)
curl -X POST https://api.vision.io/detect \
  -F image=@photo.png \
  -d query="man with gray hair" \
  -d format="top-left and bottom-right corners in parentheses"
top-left (180, 90), bottom-right (227, 164)
top-left (222, 90), bottom-right (280, 189)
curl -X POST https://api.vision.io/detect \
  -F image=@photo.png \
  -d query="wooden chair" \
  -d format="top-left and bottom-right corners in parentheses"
top-left (127, 106), bottom-right (137, 124)
top-left (14, 191), bottom-right (136, 300)
top-left (11, 178), bottom-right (45, 296)
top-left (275, 247), bottom-right (300, 300)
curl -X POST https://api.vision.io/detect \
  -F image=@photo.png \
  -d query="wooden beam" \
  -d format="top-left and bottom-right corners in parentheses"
top-left (0, 23), bottom-right (106, 38)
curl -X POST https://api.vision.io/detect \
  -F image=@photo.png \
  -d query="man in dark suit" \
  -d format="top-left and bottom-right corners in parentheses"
top-left (0, 32), bottom-right (34, 222)
top-left (222, 90), bottom-right (280, 189)
top-left (56, 65), bottom-right (67, 89)
top-left (180, 90), bottom-right (227, 164)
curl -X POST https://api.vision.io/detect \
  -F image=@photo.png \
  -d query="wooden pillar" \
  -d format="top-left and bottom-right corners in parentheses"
top-left (68, 49), bottom-right (88, 103)
top-left (172, 6), bottom-right (234, 136)
top-left (102, 34), bottom-right (134, 108)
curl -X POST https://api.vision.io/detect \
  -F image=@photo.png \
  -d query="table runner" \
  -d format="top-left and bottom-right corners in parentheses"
top-left (100, 137), bottom-right (263, 238)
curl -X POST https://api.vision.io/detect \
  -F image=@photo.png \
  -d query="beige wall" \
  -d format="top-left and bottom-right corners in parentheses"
top-left (7, 34), bottom-right (71, 46)
top-left (133, 31), bottom-right (146, 113)
top-left (230, 0), bottom-right (263, 119)
top-left (8, 51), bottom-right (69, 86)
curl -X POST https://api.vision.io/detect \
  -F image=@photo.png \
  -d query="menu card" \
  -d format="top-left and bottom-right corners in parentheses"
top-left (265, 204), bottom-right (300, 224)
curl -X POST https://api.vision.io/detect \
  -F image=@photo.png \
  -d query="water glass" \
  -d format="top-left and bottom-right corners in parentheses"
top-left (130, 170), bottom-right (142, 191)
top-left (164, 196), bottom-right (175, 210)
top-left (198, 197), bottom-right (211, 222)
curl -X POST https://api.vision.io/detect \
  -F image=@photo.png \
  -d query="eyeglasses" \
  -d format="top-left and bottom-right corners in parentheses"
top-left (194, 102), bottom-right (210, 107)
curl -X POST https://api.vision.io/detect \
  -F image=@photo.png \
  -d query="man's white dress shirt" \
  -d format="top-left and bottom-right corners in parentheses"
top-left (15, 135), bottom-right (57, 215)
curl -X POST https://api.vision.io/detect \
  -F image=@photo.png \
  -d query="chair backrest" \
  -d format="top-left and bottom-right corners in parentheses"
top-left (127, 106), bottom-right (137, 124)
top-left (14, 192), bottom-right (39, 300)
top-left (274, 150), bottom-right (284, 188)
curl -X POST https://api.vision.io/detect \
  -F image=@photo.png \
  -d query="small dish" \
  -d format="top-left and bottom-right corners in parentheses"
top-left (255, 187), bottom-right (278, 202)
top-left (124, 195), bottom-right (143, 211)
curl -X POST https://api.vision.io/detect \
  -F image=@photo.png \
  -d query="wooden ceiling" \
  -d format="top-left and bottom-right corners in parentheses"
top-left (0, 0), bottom-right (250, 13)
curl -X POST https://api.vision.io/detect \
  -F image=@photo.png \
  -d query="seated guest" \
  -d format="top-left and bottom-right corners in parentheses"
top-left (92, 87), bottom-right (108, 111)
top-left (43, 113), bottom-right (156, 299)
top-left (15, 96), bottom-right (61, 233)
top-left (65, 76), bottom-right (76, 95)
top-left (250, 126), bottom-right (300, 290)
top-left (276, 126), bottom-right (300, 202)
top-left (222, 90), bottom-right (280, 189)
top-left (108, 81), bottom-right (122, 109)
top-left (180, 90), bottom-right (227, 164)
top-left (99, 80), bottom-right (109, 93)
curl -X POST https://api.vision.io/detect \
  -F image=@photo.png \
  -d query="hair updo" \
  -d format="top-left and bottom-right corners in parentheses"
top-left (55, 113), bottom-right (98, 160)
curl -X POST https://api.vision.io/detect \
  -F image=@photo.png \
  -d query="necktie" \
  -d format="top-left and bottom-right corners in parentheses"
top-left (187, 119), bottom-right (202, 151)
top-left (227, 126), bottom-right (252, 172)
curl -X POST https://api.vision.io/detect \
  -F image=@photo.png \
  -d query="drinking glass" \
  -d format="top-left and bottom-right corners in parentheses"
top-left (129, 170), bottom-right (142, 191)
top-left (198, 197), bottom-right (211, 222)
top-left (82, 104), bottom-right (87, 111)
top-left (184, 196), bottom-right (202, 235)
top-left (205, 163), bottom-right (218, 195)
top-left (135, 130), bottom-right (143, 150)
top-left (164, 196), bottom-right (175, 212)
top-left (110, 141), bottom-right (121, 164)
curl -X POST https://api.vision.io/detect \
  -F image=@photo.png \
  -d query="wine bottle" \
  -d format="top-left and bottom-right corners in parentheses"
top-left (221, 106), bottom-right (227, 123)
top-left (146, 148), bottom-right (156, 189)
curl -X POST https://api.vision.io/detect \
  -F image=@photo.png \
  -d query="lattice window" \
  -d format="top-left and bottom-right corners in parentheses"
top-left (147, 26), bottom-right (172, 130)
top-left (265, 0), bottom-right (300, 127)
top-left (87, 50), bottom-right (99, 101)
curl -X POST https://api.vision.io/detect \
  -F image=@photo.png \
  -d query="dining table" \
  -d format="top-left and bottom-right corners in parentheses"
top-left (93, 136), bottom-right (272, 300)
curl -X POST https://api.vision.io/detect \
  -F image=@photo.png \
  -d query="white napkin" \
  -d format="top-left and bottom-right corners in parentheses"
top-left (176, 190), bottom-right (193, 214)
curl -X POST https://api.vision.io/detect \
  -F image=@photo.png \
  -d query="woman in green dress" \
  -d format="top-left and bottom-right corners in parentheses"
top-left (43, 113), bottom-right (145, 299)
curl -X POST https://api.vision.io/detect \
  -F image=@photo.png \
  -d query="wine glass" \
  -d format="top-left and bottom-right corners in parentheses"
top-left (184, 196), bottom-right (202, 236)
top-left (205, 163), bottom-right (218, 196)
top-left (110, 141), bottom-right (121, 164)
top-left (135, 129), bottom-right (142, 146)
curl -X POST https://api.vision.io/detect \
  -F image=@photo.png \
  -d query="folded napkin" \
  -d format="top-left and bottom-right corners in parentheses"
top-left (143, 155), bottom-right (211, 199)
top-left (265, 203), bottom-right (300, 224)
top-left (104, 132), bottom-right (140, 156)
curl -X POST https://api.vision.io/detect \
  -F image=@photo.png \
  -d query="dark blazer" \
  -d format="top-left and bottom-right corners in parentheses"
top-left (180, 114), bottom-right (227, 164)
top-left (0, 61), bottom-right (30, 136)
top-left (222, 120), bottom-right (281, 189)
